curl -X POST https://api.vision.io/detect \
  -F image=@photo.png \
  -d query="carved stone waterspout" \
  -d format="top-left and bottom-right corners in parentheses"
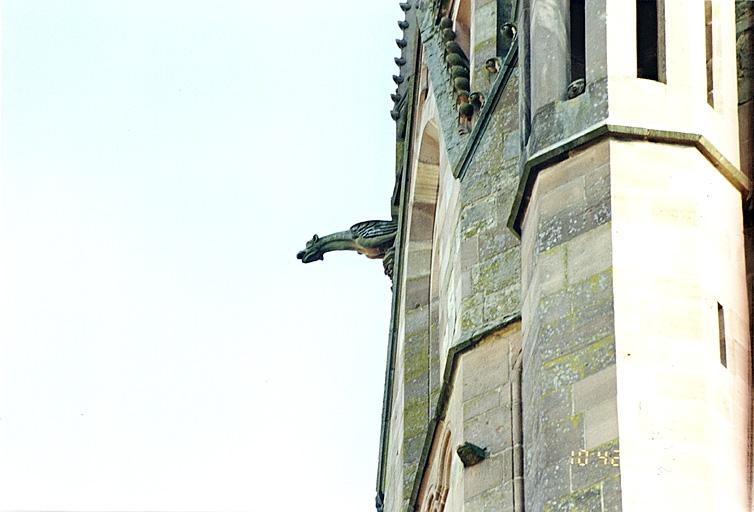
top-left (296, 219), bottom-right (398, 278)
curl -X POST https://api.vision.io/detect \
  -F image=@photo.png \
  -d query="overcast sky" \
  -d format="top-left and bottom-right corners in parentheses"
top-left (0, 1), bottom-right (401, 510)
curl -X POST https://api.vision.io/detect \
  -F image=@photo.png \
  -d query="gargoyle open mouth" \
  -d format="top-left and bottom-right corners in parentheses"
top-left (296, 234), bottom-right (325, 263)
top-left (295, 220), bottom-right (397, 270)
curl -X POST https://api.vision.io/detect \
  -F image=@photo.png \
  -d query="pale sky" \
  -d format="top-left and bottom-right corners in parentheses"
top-left (0, 1), bottom-right (401, 510)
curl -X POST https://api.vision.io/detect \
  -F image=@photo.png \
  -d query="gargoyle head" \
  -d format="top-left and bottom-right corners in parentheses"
top-left (296, 234), bottom-right (325, 263)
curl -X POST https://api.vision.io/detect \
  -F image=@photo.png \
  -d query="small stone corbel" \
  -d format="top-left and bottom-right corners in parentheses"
top-left (456, 442), bottom-right (488, 467)
top-left (567, 78), bottom-right (586, 99)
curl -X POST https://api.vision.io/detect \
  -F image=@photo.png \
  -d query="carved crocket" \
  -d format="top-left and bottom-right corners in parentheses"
top-left (296, 220), bottom-right (398, 277)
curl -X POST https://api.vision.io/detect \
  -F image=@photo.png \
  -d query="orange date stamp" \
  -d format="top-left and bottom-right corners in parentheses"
top-left (570, 449), bottom-right (620, 466)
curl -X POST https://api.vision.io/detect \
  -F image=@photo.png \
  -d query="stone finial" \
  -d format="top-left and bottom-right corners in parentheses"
top-left (456, 442), bottom-right (488, 467)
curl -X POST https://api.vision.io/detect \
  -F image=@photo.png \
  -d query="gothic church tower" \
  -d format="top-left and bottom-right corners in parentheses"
top-left (515, 1), bottom-right (751, 511)
top-left (296, 1), bottom-right (754, 510)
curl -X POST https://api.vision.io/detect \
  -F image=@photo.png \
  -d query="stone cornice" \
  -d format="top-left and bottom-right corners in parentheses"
top-left (508, 123), bottom-right (751, 236)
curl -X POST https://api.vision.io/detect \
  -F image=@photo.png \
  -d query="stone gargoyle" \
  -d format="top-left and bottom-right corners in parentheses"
top-left (296, 219), bottom-right (398, 278)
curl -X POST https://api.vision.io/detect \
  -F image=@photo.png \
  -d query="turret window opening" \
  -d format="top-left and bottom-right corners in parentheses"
top-left (718, 303), bottom-right (727, 368)
top-left (705, 0), bottom-right (715, 107)
top-left (568, 0), bottom-right (586, 95)
top-left (449, 0), bottom-right (472, 58)
top-left (636, 0), bottom-right (666, 82)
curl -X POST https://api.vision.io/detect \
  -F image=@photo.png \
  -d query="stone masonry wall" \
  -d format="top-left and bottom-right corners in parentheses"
top-left (401, 2), bottom-right (523, 507)
top-left (457, 327), bottom-right (522, 511)
top-left (387, 23), bottom-right (522, 512)
top-left (520, 140), bottom-right (621, 512)
top-left (610, 140), bottom-right (750, 511)
top-left (457, 72), bottom-right (522, 342)
top-left (415, 325), bottom-right (522, 512)
top-left (384, 1), bottom-right (754, 510)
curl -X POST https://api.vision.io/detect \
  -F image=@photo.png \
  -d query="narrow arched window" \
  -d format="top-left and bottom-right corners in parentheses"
top-left (636, 0), bottom-right (666, 82)
top-left (569, 0), bottom-right (586, 84)
top-left (418, 425), bottom-right (452, 512)
top-left (450, 0), bottom-right (472, 59)
top-left (705, 0), bottom-right (715, 106)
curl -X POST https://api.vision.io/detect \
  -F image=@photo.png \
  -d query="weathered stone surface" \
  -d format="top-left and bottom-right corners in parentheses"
top-left (464, 406), bottom-right (512, 455)
top-left (521, 138), bottom-right (619, 512)
top-left (404, 277), bottom-right (430, 311)
top-left (463, 388), bottom-right (504, 421)
top-left (601, 474), bottom-right (623, 512)
top-left (544, 483), bottom-right (603, 512)
top-left (583, 398), bottom-right (618, 449)
top-left (465, 483), bottom-right (514, 512)
top-left (483, 282), bottom-right (521, 323)
top-left (536, 196), bottom-right (611, 253)
top-left (463, 339), bottom-right (509, 399)
top-left (529, 78), bottom-right (609, 158)
top-left (464, 451), bottom-right (508, 499)
top-left (572, 365), bottom-right (616, 413)
top-left (737, 1), bottom-right (754, 104)
top-left (383, 1), bottom-right (750, 510)
top-left (471, 249), bottom-right (519, 294)
top-left (461, 196), bottom-right (496, 240)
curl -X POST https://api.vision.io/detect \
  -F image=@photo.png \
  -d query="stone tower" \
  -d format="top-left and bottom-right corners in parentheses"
top-left (515, 0), bottom-right (751, 510)
top-left (297, 0), bottom-right (754, 510)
